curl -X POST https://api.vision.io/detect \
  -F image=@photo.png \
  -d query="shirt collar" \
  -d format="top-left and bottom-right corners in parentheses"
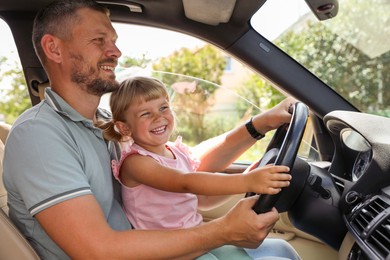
top-left (44, 87), bottom-right (88, 123)
top-left (43, 87), bottom-right (112, 137)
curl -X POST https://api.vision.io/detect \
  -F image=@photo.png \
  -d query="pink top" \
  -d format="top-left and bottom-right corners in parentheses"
top-left (112, 137), bottom-right (203, 230)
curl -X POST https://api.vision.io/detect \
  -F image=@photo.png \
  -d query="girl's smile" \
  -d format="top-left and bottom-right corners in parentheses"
top-left (150, 125), bottom-right (168, 135)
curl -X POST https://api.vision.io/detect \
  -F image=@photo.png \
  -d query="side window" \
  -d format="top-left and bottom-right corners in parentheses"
top-left (0, 19), bottom-right (28, 125)
top-left (102, 23), bottom-right (319, 163)
top-left (224, 56), bottom-right (232, 72)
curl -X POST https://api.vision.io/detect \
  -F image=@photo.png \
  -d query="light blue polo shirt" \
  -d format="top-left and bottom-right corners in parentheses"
top-left (3, 87), bottom-right (131, 259)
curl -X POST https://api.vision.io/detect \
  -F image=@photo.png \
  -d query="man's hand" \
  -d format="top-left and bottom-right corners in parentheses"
top-left (216, 195), bottom-right (279, 248)
top-left (252, 97), bottom-right (298, 135)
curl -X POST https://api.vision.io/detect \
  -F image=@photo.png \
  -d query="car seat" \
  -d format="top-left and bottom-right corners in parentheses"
top-left (0, 122), bottom-right (11, 213)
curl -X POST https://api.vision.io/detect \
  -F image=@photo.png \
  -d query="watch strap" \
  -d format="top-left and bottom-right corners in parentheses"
top-left (245, 117), bottom-right (264, 140)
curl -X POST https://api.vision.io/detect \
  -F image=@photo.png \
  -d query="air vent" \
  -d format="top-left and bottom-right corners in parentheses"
top-left (366, 216), bottom-right (390, 258)
top-left (351, 197), bottom-right (389, 235)
top-left (334, 178), bottom-right (344, 193)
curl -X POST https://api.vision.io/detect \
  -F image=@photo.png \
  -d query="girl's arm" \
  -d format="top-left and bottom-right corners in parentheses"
top-left (196, 161), bottom-right (262, 210)
top-left (120, 155), bottom-right (291, 195)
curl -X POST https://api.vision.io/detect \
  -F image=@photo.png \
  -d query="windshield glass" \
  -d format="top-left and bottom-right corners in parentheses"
top-left (251, 0), bottom-right (390, 117)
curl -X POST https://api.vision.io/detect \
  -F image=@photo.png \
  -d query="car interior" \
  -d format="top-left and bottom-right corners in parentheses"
top-left (1, 0), bottom-right (390, 259)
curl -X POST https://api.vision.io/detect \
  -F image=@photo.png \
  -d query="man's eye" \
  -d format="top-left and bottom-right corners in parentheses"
top-left (93, 38), bottom-right (104, 44)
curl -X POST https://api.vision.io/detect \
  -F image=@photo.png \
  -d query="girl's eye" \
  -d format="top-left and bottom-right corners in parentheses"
top-left (160, 106), bottom-right (169, 112)
top-left (140, 112), bottom-right (150, 117)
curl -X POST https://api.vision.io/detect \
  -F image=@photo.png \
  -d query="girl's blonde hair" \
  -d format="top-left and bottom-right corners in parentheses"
top-left (98, 76), bottom-right (170, 142)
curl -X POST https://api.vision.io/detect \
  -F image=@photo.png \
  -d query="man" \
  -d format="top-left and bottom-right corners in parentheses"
top-left (3, 0), bottom-right (300, 259)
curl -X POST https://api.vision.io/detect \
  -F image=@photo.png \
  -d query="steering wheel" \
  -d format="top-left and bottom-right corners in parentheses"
top-left (249, 102), bottom-right (309, 214)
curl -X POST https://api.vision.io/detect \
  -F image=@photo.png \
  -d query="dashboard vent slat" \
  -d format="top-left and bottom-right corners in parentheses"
top-left (367, 218), bottom-right (390, 258)
top-left (351, 197), bottom-right (389, 235)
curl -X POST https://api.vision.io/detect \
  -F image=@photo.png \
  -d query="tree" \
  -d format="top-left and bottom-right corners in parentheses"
top-left (275, 7), bottom-right (390, 116)
top-left (152, 45), bottom-right (226, 144)
top-left (119, 54), bottom-right (151, 68)
top-left (235, 75), bottom-right (285, 119)
top-left (0, 57), bottom-right (31, 124)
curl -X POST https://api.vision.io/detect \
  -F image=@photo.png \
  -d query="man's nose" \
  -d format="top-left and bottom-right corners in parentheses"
top-left (106, 41), bottom-right (122, 59)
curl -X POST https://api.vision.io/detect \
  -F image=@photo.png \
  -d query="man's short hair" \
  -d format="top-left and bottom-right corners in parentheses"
top-left (32, 0), bottom-right (109, 65)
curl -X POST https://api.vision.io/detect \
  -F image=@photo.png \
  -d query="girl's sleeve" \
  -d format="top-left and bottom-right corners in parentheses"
top-left (174, 136), bottom-right (201, 171)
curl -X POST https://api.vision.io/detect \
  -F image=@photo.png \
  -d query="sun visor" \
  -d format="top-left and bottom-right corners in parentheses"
top-left (183, 0), bottom-right (236, 26)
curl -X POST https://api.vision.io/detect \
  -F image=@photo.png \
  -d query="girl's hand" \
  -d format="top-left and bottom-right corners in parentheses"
top-left (246, 165), bottom-right (291, 195)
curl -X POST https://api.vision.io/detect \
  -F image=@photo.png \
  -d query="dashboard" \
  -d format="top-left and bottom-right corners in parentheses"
top-left (351, 149), bottom-right (372, 182)
top-left (323, 110), bottom-right (390, 259)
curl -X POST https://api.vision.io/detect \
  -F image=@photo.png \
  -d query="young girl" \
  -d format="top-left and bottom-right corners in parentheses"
top-left (99, 76), bottom-right (292, 230)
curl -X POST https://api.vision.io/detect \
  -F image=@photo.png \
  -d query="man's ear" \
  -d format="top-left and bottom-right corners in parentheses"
top-left (115, 121), bottom-right (131, 136)
top-left (41, 34), bottom-right (62, 63)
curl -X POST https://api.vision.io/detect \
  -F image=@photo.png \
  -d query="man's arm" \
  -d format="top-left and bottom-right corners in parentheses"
top-left (35, 194), bottom-right (278, 259)
top-left (196, 97), bottom-right (296, 172)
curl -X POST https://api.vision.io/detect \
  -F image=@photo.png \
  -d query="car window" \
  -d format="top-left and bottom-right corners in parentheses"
top-left (0, 19), bottom-right (27, 124)
top-left (252, 0), bottom-right (390, 117)
top-left (101, 23), bottom-right (319, 163)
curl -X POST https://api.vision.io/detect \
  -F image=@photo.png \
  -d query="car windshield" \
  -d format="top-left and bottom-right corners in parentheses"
top-left (252, 0), bottom-right (390, 117)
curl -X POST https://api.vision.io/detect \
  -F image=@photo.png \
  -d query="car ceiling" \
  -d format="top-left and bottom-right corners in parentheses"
top-left (0, 0), bottom-right (264, 48)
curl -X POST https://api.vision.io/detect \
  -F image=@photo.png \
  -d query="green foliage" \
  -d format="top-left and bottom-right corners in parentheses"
top-left (0, 57), bottom-right (31, 124)
top-left (152, 45), bottom-right (225, 93)
top-left (152, 45), bottom-right (226, 144)
top-left (235, 75), bottom-right (285, 118)
top-left (275, 14), bottom-right (390, 114)
top-left (119, 54), bottom-right (151, 68)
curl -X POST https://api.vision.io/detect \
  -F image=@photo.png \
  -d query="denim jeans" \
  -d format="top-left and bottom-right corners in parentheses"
top-left (195, 238), bottom-right (301, 260)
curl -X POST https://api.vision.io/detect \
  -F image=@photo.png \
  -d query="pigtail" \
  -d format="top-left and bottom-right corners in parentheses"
top-left (95, 119), bottom-right (123, 142)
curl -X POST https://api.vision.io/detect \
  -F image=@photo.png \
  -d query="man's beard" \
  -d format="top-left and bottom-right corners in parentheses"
top-left (72, 73), bottom-right (119, 96)
top-left (70, 54), bottom-right (119, 96)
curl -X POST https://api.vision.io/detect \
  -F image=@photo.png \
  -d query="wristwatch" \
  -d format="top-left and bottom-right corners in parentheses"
top-left (245, 117), bottom-right (265, 140)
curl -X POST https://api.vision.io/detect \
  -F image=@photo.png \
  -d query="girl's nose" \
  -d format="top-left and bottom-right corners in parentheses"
top-left (152, 112), bottom-right (164, 121)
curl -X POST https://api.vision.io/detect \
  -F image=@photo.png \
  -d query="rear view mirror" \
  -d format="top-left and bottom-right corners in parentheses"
top-left (305, 0), bottom-right (338, 20)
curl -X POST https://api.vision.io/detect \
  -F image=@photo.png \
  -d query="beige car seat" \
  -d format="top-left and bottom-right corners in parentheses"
top-left (0, 122), bottom-right (41, 259)
top-left (0, 122), bottom-right (11, 213)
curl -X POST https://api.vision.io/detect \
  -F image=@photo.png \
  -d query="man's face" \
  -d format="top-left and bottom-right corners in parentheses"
top-left (64, 8), bottom-right (122, 96)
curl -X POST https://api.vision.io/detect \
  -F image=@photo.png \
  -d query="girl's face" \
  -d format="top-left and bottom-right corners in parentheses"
top-left (126, 96), bottom-right (174, 152)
